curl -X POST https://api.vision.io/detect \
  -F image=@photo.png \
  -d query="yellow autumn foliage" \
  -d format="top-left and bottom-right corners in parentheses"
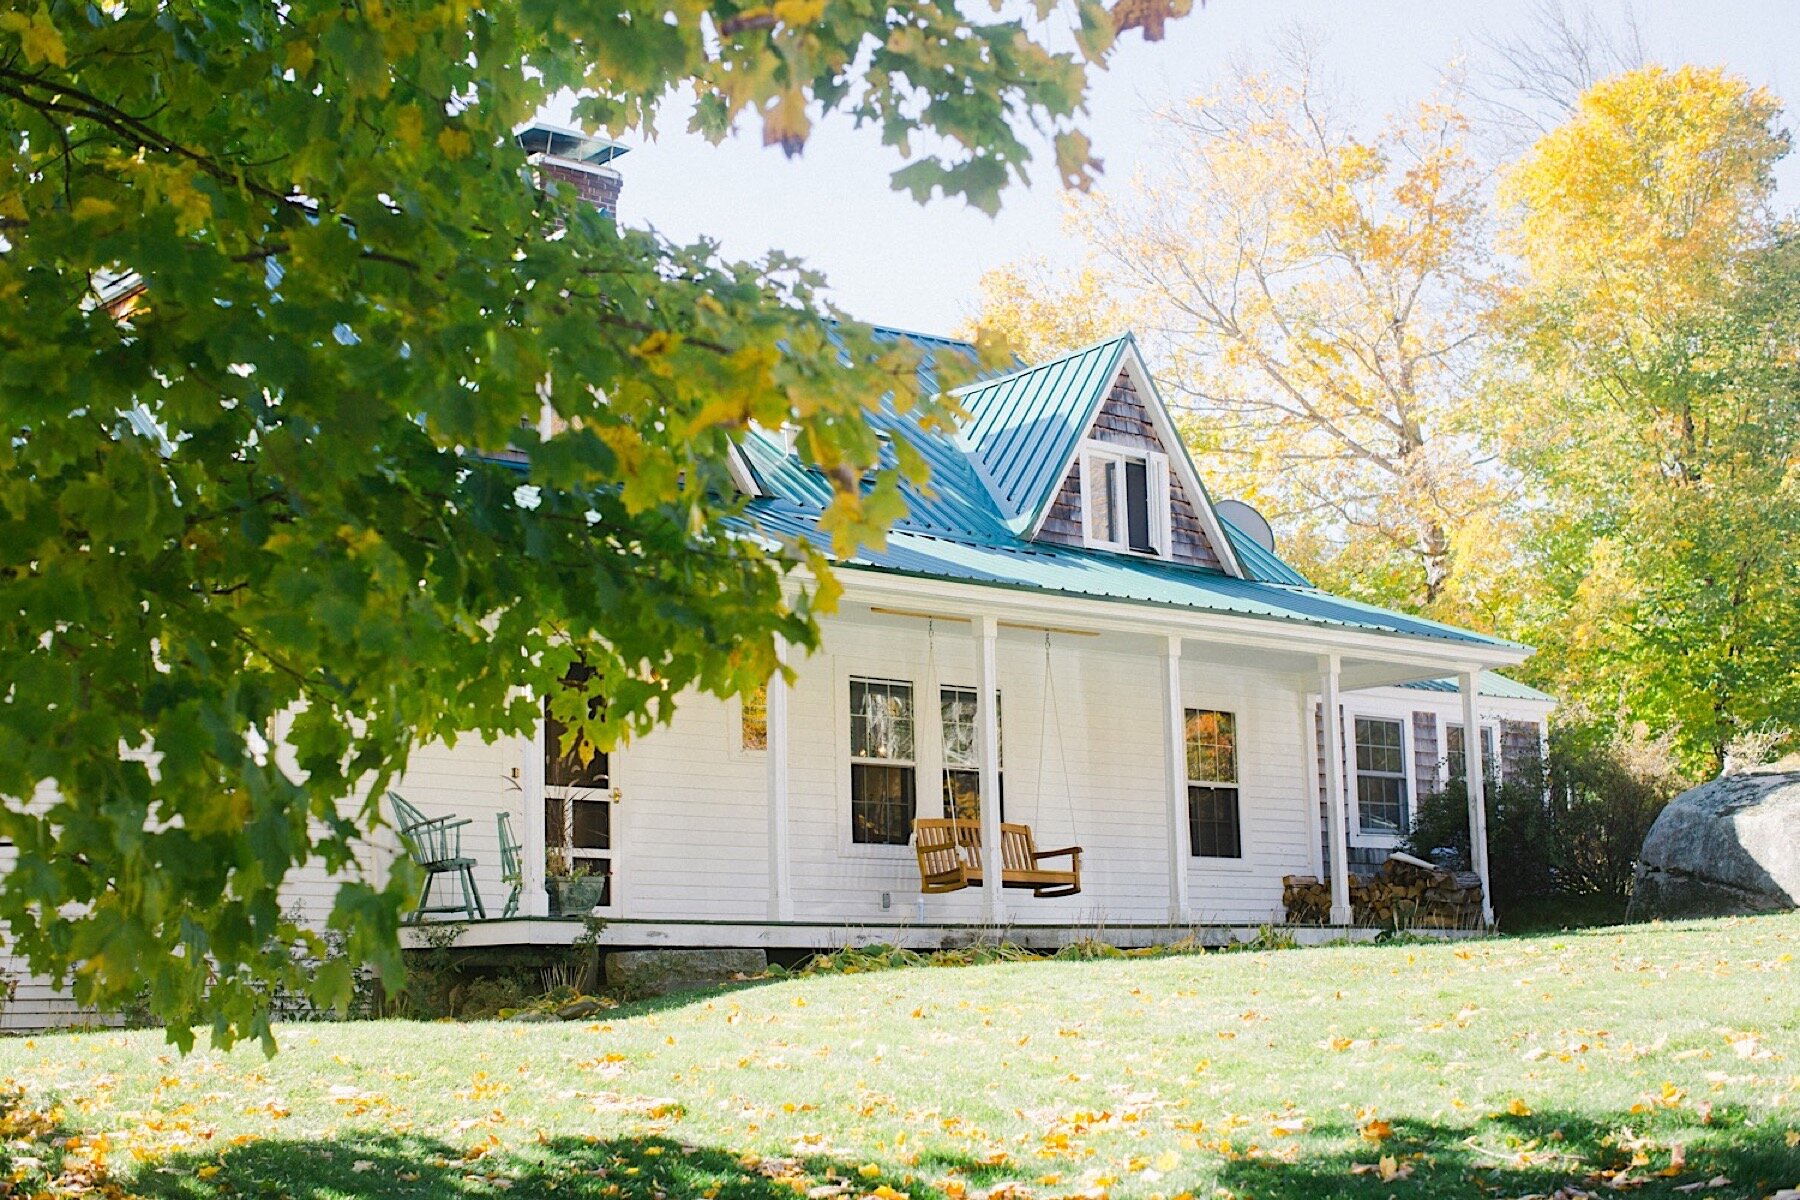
top-left (974, 43), bottom-right (1506, 622)
top-left (1500, 64), bottom-right (1785, 318)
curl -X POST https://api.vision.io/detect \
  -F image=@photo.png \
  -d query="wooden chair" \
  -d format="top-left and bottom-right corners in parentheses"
top-left (496, 811), bottom-right (523, 919)
top-left (913, 817), bottom-right (1082, 898)
top-left (388, 791), bottom-right (486, 922)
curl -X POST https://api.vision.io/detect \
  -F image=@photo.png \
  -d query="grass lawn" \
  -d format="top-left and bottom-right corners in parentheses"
top-left (1, 916), bottom-right (1796, 1200)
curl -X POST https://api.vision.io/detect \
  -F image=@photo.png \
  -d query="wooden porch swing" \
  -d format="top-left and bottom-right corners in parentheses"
top-left (913, 817), bottom-right (1082, 897)
top-left (909, 626), bottom-right (1083, 899)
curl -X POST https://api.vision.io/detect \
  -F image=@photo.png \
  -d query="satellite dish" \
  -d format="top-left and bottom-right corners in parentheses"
top-left (1215, 499), bottom-right (1275, 553)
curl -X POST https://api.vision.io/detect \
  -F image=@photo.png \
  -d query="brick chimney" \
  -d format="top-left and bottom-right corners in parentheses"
top-left (515, 121), bottom-right (628, 217)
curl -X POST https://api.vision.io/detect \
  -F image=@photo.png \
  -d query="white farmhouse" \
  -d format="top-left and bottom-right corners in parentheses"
top-left (2, 144), bottom-right (1553, 1029)
top-left (326, 331), bottom-right (1545, 981)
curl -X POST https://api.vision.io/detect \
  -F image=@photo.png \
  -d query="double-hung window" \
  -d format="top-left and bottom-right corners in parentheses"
top-left (940, 686), bottom-right (1002, 822)
top-left (849, 677), bottom-right (916, 845)
top-left (1445, 723), bottom-right (1497, 786)
top-left (1185, 709), bottom-right (1241, 858)
top-left (1353, 716), bottom-right (1408, 836)
top-left (544, 668), bottom-right (613, 904)
top-left (1082, 444), bottom-right (1169, 556)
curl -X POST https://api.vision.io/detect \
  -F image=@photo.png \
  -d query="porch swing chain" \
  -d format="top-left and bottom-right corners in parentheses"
top-left (939, 619), bottom-right (1079, 843)
top-left (1040, 632), bottom-right (1080, 845)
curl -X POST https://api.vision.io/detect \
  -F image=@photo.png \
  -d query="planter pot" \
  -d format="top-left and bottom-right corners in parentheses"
top-left (548, 876), bottom-right (607, 917)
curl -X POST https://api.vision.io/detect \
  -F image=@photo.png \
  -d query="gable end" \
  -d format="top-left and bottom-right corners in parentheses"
top-left (1034, 370), bottom-right (1223, 570)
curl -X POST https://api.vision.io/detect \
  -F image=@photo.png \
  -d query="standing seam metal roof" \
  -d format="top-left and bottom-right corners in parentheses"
top-left (729, 327), bottom-right (1525, 656)
top-left (957, 335), bottom-right (1130, 523)
top-left (1398, 675), bottom-right (1555, 702)
top-left (735, 499), bottom-right (1521, 651)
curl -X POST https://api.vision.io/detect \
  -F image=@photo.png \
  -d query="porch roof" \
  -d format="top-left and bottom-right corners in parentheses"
top-left (1398, 674), bottom-right (1555, 702)
top-left (740, 499), bottom-right (1524, 653)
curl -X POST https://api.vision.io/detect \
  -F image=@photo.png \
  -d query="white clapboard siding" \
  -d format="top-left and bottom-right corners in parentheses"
top-left (613, 689), bottom-right (770, 919)
top-left (1183, 671), bottom-right (1310, 924)
top-left (1, 608), bottom-right (1537, 1030)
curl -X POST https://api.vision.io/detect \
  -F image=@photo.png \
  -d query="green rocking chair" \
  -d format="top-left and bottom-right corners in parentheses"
top-left (387, 791), bottom-right (486, 922)
top-left (496, 810), bottom-right (523, 919)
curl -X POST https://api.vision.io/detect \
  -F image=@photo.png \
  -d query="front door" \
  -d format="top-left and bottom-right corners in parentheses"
top-left (544, 697), bottom-right (616, 912)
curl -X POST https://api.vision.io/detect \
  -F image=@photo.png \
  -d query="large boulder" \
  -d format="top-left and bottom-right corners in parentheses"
top-left (604, 948), bottom-right (767, 997)
top-left (1630, 767), bottom-right (1800, 919)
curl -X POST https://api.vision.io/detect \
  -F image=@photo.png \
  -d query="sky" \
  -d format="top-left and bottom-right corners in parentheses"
top-left (570, 1), bottom-right (1800, 338)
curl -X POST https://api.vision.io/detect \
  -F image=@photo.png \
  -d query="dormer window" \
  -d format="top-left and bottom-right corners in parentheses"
top-left (1081, 443), bottom-right (1169, 556)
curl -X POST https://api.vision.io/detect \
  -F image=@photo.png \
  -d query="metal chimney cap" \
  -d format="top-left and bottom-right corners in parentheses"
top-left (514, 120), bottom-right (629, 167)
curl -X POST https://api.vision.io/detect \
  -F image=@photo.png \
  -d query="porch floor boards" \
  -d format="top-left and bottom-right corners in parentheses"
top-left (397, 916), bottom-right (1476, 952)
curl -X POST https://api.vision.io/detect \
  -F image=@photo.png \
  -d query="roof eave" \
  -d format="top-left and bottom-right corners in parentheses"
top-left (817, 557), bottom-right (1534, 670)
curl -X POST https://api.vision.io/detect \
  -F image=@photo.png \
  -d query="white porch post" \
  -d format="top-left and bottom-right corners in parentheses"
top-left (1459, 668), bottom-right (1495, 927)
top-left (973, 615), bottom-right (1005, 926)
top-left (520, 721), bottom-right (550, 917)
top-left (1297, 681), bottom-right (1324, 881)
top-left (1162, 635), bottom-right (1192, 924)
top-left (1319, 653), bottom-right (1352, 925)
top-left (766, 639), bottom-right (794, 921)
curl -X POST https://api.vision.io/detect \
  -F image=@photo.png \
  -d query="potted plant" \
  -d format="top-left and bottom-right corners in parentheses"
top-left (545, 847), bottom-right (608, 917)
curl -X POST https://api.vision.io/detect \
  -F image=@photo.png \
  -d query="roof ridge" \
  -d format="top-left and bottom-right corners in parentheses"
top-left (856, 320), bottom-right (980, 353)
top-left (951, 330), bottom-right (1133, 397)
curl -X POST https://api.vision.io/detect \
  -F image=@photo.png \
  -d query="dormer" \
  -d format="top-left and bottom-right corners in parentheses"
top-left (957, 334), bottom-right (1244, 577)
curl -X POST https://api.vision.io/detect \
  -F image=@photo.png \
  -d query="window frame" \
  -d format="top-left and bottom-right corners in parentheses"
top-left (1442, 720), bottom-right (1500, 790)
top-left (845, 674), bottom-right (919, 849)
top-left (1079, 440), bottom-right (1171, 557)
top-left (1184, 707), bottom-right (1242, 860)
top-left (1349, 713), bottom-right (1411, 843)
top-left (939, 684), bottom-right (1002, 823)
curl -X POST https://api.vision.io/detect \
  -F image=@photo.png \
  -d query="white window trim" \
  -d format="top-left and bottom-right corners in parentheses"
top-left (1440, 719), bottom-right (1501, 791)
top-left (836, 661), bottom-right (926, 859)
top-left (939, 681), bottom-right (1002, 820)
top-left (1347, 710), bottom-right (1412, 848)
top-left (1079, 440), bottom-right (1171, 557)
top-left (1182, 689), bottom-right (1257, 876)
top-left (1183, 706), bottom-right (1246, 863)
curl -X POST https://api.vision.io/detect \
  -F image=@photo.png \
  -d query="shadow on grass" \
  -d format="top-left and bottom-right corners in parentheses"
top-left (1497, 894), bottom-right (1633, 934)
top-left (1218, 1109), bottom-right (1798, 1200)
top-left (122, 1133), bottom-right (932, 1200)
top-left (6, 1099), bottom-right (1795, 1199)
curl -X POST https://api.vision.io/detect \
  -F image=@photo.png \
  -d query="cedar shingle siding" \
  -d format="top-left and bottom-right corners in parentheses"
top-left (1500, 719), bottom-right (1543, 786)
top-left (1035, 370), bottom-right (1222, 569)
top-left (1412, 711), bottom-right (1440, 804)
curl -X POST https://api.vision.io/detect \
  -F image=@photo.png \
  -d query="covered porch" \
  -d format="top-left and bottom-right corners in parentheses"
top-left (407, 571), bottom-right (1520, 941)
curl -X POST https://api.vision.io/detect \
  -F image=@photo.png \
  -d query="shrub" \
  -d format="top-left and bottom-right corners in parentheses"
top-left (1403, 720), bottom-right (1690, 913)
top-left (1551, 721), bottom-right (1688, 900)
top-left (1404, 764), bottom-right (1557, 910)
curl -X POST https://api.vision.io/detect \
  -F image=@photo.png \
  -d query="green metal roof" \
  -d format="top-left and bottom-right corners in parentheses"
top-left (729, 326), bottom-right (1525, 656)
top-left (1220, 517), bottom-right (1312, 587)
top-left (741, 500), bottom-right (1521, 650)
top-left (955, 334), bottom-right (1131, 528)
top-left (1398, 674), bottom-right (1555, 702)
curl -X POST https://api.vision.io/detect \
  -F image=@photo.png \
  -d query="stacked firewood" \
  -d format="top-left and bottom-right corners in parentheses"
top-left (1281, 875), bottom-right (1335, 923)
top-left (1283, 853), bottom-right (1485, 928)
